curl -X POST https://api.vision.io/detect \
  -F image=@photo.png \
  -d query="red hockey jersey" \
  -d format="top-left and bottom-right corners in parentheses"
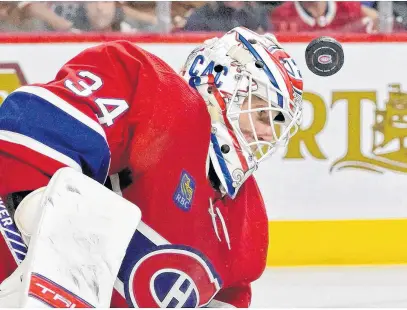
top-left (270, 1), bottom-right (367, 33)
top-left (0, 41), bottom-right (268, 307)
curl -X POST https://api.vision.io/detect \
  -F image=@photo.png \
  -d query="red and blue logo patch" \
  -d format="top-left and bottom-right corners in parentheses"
top-left (118, 229), bottom-right (222, 308)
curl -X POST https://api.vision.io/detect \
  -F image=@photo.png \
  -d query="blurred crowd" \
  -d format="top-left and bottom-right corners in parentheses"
top-left (0, 1), bottom-right (406, 34)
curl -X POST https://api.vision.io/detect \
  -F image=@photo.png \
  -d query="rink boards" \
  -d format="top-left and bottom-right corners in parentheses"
top-left (0, 33), bottom-right (407, 266)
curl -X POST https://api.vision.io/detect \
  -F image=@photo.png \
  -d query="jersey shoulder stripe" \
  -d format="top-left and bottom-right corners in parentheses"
top-left (0, 90), bottom-right (110, 183)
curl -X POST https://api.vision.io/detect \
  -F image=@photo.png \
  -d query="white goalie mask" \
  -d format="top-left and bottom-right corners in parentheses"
top-left (181, 27), bottom-right (304, 199)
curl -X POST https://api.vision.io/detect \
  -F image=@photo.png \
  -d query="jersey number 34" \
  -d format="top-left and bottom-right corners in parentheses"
top-left (64, 70), bottom-right (129, 127)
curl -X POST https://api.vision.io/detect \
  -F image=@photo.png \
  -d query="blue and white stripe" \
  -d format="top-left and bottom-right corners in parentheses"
top-left (210, 133), bottom-right (235, 197)
top-left (0, 198), bottom-right (27, 264)
top-left (238, 33), bottom-right (290, 108)
top-left (0, 86), bottom-right (110, 184)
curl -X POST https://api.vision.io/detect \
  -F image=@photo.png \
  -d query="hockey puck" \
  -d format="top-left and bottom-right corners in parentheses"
top-left (305, 36), bottom-right (344, 77)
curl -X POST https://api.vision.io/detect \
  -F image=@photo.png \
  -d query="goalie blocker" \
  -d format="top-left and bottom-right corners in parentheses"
top-left (0, 167), bottom-right (141, 308)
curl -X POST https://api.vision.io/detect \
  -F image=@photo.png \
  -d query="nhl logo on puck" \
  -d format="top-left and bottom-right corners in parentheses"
top-left (305, 36), bottom-right (344, 77)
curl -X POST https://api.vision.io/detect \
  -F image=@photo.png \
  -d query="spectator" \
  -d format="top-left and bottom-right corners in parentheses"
top-left (0, 2), bottom-right (17, 21)
top-left (361, 1), bottom-right (376, 8)
top-left (270, 1), bottom-right (379, 33)
top-left (119, 2), bottom-right (158, 32)
top-left (356, 1), bottom-right (407, 31)
top-left (85, 2), bottom-right (123, 31)
top-left (171, 1), bottom-right (206, 31)
top-left (20, 1), bottom-right (126, 32)
top-left (183, 1), bottom-right (269, 33)
top-left (393, 2), bottom-right (407, 29)
top-left (0, 2), bottom-right (45, 32)
top-left (0, 2), bottom-right (22, 30)
top-left (19, 2), bottom-right (81, 31)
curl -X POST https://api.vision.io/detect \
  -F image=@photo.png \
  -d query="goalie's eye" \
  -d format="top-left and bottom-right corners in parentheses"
top-left (258, 110), bottom-right (269, 123)
top-left (258, 110), bottom-right (285, 124)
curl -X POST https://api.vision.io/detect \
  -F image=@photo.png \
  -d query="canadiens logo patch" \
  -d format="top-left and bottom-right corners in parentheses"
top-left (123, 244), bottom-right (222, 308)
top-left (173, 170), bottom-right (195, 211)
top-left (117, 223), bottom-right (223, 307)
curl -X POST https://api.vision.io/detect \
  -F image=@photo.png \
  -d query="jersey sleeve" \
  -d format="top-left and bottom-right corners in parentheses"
top-left (0, 40), bottom-right (142, 196)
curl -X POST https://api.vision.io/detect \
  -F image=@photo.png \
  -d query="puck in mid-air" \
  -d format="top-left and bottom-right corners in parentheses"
top-left (305, 36), bottom-right (344, 77)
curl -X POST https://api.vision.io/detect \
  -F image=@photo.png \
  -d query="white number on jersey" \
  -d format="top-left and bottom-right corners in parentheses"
top-left (65, 71), bottom-right (103, 97)
top-left (64, 70), bottom-right (129, 127)
top-left (95, 98), bottom-right (129, 126)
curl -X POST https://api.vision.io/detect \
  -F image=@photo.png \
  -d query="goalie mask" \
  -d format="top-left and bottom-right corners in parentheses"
top-left (181, 27), bottom-right (303, 199)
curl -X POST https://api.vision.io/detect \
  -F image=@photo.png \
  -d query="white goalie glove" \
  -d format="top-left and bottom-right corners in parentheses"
top-left (0, 167), bottom-right (141, 308)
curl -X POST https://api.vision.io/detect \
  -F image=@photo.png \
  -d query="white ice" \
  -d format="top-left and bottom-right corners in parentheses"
top-left (251, 265), bottom-right (407, 308)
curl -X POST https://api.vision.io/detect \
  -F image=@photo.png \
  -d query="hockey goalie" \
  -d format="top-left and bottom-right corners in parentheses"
top-left (0, 27), bottom-right (303, 308)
